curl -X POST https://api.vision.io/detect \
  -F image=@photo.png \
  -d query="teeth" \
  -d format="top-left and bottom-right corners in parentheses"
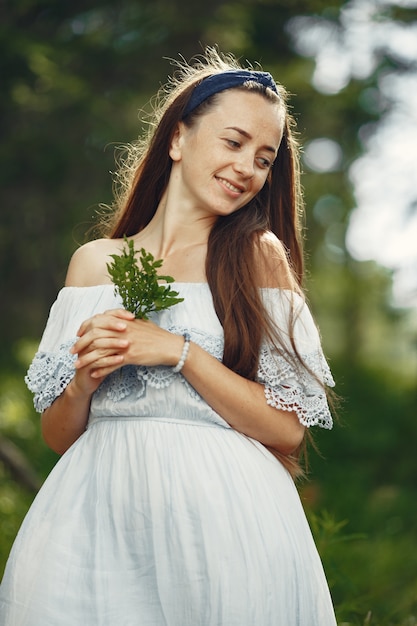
top-left (218, 178), bottom-right (242, 193)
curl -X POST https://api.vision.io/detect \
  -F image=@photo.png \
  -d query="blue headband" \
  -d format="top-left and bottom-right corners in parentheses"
top-left (182, 70), bottom-right (279, 118)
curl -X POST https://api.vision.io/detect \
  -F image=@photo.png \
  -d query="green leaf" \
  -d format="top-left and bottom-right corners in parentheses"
top-left (106, 236), bottom-right (184, 319)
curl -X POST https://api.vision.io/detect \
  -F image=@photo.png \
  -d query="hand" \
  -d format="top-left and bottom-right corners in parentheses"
top-left (71, 308), bottom-right (184, 383)
top-left (70, 309), bottom-right (134, 394)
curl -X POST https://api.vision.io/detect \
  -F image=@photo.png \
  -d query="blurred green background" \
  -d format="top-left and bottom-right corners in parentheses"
top-left (1, 1), bottom-right (416, 624)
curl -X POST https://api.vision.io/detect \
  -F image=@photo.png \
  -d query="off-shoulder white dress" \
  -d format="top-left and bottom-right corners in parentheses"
top-left (0, 283), bottom-right (337, 625)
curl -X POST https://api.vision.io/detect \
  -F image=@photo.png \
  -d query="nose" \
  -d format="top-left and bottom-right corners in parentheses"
top-left (233, 151), bottom-right (255, 179)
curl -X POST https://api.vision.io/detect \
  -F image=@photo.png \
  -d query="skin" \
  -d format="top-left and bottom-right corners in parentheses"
top-left (42, 89), bottom-right (305, 456)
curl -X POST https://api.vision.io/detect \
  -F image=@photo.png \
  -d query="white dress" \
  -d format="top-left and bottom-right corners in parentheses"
top-left (0, 283), bottom-right (337, 625)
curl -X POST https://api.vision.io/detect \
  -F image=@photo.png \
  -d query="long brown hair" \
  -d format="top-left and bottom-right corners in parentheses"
top-left (102, 48), bottom-right (309, 477)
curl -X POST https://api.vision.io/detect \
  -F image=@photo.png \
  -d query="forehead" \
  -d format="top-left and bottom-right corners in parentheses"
top-left (203, 89), bottom-right (284, 142)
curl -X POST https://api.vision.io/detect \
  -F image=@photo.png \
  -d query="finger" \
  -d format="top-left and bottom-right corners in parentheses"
top-left (76, 309), bottom-right (135, 338)
top-left (74, 350), bottom-right (124, 370)
top-left (75, 319), bottom-right (127, 341)
top-left (72, 334), bottom-right (129, 356)
top-left (90, 359), bottom-right (126, 379)
top-left (106, 308), bottom-right (136, 320)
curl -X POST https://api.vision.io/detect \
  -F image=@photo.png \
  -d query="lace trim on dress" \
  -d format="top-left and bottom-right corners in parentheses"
top-left (25, 327), bottom-right (334, 429)
top-left (257, 345), bottom-right (335, 429)
top-left (25, 339), bottom-right (77, 413)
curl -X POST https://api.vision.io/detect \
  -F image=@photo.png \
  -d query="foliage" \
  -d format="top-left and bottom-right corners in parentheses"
top-left (303, 358), bottom-right (417, 625)
top-left (307, 509), bottom-right (417, 625)
top-left (107, 237), bottom-right (183, 319)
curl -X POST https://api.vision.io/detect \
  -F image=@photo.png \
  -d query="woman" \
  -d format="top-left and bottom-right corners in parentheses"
top-left (0, 49), bottom-right (337, 625)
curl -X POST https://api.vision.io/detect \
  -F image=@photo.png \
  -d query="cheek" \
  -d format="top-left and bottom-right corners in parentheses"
top-left (253, 172), bottom-right (270, 195)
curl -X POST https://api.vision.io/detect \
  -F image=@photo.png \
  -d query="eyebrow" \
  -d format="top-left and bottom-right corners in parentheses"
top-left (225, 126), bottom-right (278, 155)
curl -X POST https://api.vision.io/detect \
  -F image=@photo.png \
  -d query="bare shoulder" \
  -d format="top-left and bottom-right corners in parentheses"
top-left (65, 238), bottom-right (126, 287)
top-left (254, 231), bottom-right (297, 290)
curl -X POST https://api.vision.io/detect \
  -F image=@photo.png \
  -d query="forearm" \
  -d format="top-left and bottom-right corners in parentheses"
top-left (181, 341), bottom-right (305, 455)
top-left (41, 380), bottom-right (92, 455)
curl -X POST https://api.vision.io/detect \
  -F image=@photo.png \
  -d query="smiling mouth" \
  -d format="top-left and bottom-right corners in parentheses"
top-left (216, 177), bottom-right (244, 193)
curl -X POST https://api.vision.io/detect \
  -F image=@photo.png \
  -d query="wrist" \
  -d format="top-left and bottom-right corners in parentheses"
top-left (65, 377), bottom-right (93, 404)
top-left (172, 333), bottom-right (191, 373)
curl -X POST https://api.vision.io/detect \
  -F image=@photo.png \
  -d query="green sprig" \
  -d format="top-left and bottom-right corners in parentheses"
top-left (107, 237), bottom-right (184, 319)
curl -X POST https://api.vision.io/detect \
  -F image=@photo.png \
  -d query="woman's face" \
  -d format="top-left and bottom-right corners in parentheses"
top-left (169, 89), bottom-right (284, 219)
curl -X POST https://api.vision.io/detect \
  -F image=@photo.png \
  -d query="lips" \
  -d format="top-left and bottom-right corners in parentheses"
top-left (216, 177), bottom-right (244, 194)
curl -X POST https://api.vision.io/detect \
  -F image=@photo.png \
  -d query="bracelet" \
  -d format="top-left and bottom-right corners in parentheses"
top-left (172, 332), bottom-right (191, 374)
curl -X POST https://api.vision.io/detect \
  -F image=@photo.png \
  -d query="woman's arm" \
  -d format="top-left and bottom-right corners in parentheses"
top-left (41, 378), bottom-right (93, 455)
top-left (40, 308), bottom-right (134, 455)
top-left (182, 341), bottom-right (305, 454)
top-left (41, 242), bottom-right (134, 455)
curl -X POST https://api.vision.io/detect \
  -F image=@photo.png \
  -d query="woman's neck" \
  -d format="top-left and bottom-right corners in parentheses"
top-left (134, 191), bottom-right (214, 260)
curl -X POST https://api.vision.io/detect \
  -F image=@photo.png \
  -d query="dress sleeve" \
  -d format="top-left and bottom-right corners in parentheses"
top-left (256, 290), bottom-right (335, 429)
top-left (25, 286), bottom-right (120, 413)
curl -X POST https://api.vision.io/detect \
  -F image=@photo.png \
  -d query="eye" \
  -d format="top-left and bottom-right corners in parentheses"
top-left (224, 138), bottom-right (241, 149)
top-left (257, 157), bottom-right (273, 169)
